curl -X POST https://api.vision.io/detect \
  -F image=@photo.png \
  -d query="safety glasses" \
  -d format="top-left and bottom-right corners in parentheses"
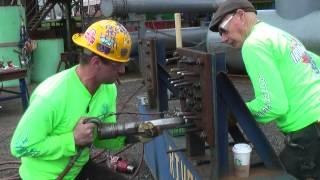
top-left (218, 14), bottom-right (234, 36)
top-left (98, 56), bottom-right (126, 69)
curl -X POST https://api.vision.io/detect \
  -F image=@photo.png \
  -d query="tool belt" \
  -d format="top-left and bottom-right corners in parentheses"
top-left (284, 121), bottom-right (320, 149)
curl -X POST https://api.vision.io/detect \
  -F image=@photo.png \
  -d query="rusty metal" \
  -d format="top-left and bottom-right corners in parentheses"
top-left (175, 48), bottom-right (215, 147)
top-left (173, 81), bottom-right (193, 87)
top-left (162, 48), bottom-right (215, 156)
top-left (180, 72), bottom-right (199, 76)
top-left (165, 56), bottom-right (181, 64)
top-left (139, 38), bottom-right (158, 108)
top-left (0, 68), bottom-right (27, 81)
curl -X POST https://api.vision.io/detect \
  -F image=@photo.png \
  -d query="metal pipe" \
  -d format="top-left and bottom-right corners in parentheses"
top-left (130, 27), bottom-right (207, 56)
top-left (275, 0), bottom-right (320, 19)
top-left (65, 1), bottom-right (72, 51)
top-left (101, 0), bottom-right (219, 17)
top-left (98, 117), bottom-right (184, 139)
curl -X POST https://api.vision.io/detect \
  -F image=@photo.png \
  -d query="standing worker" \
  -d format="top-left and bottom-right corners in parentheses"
top-left (209, 0), bottom-right (320, 179)
top-left (10, 20), bottom-right (131, 179)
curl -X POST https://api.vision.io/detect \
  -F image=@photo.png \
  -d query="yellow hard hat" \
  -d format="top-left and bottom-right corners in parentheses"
top-left (72, 20), bottom-right (132, 62)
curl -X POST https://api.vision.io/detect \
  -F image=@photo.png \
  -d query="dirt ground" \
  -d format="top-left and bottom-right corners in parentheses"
top-left (0, 70), bottom-right (285, 179)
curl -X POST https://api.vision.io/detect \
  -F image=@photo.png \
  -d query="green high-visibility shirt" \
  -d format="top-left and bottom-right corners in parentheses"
top-left (242, 22), bottom-right (320, 133)
top-left (10, 66), bottom-right (125, 179)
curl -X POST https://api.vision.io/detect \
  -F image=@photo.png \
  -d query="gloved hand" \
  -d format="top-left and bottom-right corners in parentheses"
top-left (73, 117), bottom-right (97, 147)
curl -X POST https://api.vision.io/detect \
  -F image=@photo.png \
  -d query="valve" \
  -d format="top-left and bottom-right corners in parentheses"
top-left (107, 155), bottom-right (135, 174)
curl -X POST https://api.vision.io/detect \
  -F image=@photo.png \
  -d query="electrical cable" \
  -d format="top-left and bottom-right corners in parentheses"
top-left (0, 161), bottom-right (20, 166)
top-left (129, 143), bottom-right (144, 180)
top-left (0, 161), bottom-right (20, 179)
top-left (1, 175), bottom-right (20, 180)
top-left (56, 148), bottom-right (84, 180)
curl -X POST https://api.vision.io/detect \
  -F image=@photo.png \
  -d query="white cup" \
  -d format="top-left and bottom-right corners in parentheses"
top-left (232, 143), bottom-right (252, 177)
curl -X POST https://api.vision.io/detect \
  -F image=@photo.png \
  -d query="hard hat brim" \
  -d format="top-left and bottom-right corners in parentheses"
top-left (72, 33), bottom-right (130, 63)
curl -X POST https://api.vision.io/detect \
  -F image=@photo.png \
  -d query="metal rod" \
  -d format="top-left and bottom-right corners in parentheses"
top-left (170, 79), bottom-right (189, 84)
top-left (98, 117), bottom-right (184, 139)
top-left (181, 72), bottom-right (199, 76)
top-left (166, 56), bottom-right (181, 64)
top-left (168, 77), bottom-right (182, 81)
top-left (174, 81), bottom-right (193, 87)
top-left (183, 115), bottom-right (201, 120)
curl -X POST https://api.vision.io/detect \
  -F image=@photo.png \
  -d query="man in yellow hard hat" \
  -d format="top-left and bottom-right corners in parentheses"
top-left (10, 20), bottom-right (131, 179)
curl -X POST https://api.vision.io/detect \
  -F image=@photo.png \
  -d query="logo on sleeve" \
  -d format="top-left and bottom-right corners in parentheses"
top-left (288, 37), bottom-right (320, 75)
top-left (289, 38), bottom-right (307, 64)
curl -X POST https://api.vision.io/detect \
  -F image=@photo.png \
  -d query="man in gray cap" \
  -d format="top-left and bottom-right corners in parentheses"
top-left (209, 0), bottom-right (320, 179)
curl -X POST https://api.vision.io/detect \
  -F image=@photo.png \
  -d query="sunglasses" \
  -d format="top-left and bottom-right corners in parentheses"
top-left (97, 56), bottom-right (127, 69)
top-left (218, 14), bottom-right (234, 36)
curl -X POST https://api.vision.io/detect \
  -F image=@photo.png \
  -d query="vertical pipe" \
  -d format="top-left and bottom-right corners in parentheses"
top-left (174, 13), bottom-right (182, 48)
top-left (80, 0), bottom-right (85, 31)
top-left (65, 0), bottom-right (72, 51)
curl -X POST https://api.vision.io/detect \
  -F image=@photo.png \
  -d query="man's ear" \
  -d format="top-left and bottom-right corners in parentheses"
top-left (90, 55), bottom-right (101, 67)
top-left (236, 9), bottom-right (246, 24)
top-left (236, 9), bottom-right (246, 16)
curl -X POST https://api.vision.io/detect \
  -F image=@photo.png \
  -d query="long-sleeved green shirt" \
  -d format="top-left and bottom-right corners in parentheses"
top-left (10, 66), bottom-right (125, 179)
top-left (242, 22), bottom-right (320, 133)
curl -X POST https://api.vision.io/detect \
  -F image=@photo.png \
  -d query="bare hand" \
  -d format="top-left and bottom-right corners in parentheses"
top-left (73, 117), bottom-right (97, 147)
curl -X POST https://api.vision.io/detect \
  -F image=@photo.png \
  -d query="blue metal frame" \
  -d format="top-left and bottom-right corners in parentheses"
top-left (211, 53), bottom-right (284, 177)
top-left (216, 72), bottom-right (284, 171)
top-left (138, 97), bottom-right (171, 180)
top-left (140, 40), bottom-right (287, 179)
top-left (156, 40), bottom-right (179, 115)
top-left (138, 96), bottom-right (203, 180)
top-left (212, 53), bottom-right (229, 177)
top-left (0, 78), bottom-right (29, 110)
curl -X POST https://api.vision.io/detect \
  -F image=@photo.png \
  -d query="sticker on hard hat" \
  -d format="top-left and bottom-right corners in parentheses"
top-left (106, 24), bottom-right (117, 37)
top-left (97, 44), bottom-right (111, 54)
top-left (84, 29), bottom-right (96, 45)
top-left (100, 36), bottom-right (114, 48)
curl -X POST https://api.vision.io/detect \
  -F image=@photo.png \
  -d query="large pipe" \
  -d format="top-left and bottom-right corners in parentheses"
top-left (207, 10), bottom-right (320, 74)
top-left (275, 0), bottom-right (320, 19)
top-left (130, 27), bottom-right (208, 56)
top-left (101, 0), bottom-right (220, 17)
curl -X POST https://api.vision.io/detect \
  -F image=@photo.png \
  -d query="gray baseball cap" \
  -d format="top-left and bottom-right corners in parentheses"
top-left (209, 0), bottom-right (257, 32)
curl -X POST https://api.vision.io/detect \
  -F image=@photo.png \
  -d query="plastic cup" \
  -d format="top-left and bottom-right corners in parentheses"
top-left (232, 143), bottom-right (252, 177)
